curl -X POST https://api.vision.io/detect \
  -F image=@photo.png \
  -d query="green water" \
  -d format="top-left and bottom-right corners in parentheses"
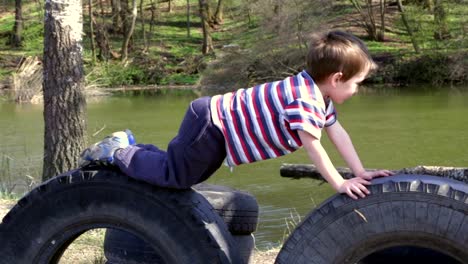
top-left (1, 86), bottom-right (468, 248)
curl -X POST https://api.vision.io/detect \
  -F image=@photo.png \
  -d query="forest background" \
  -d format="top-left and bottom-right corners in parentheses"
top-left (1, 0), bottom-right (467, 92)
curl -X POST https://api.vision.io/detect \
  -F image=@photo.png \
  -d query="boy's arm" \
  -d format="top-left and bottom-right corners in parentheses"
top-left (325, 121), bottom-right (393, 180)
top-left (298, 130), bottom-right (372, 199)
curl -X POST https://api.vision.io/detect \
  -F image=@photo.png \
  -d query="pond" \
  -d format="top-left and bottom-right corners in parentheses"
top-left (1, 85), bottom-right (468, 249)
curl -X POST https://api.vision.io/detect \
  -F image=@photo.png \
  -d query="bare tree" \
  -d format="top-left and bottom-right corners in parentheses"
top-left (396, 0), bottom-right (421, 53)
top-left (42, 0), bottom-right (87, 180)
top-left (120, 0), bottom-right (129, 35)
top-left (350, 0), bottom-right (386, 41)
top-left (433, 0), bottom-right (450, 40)
top-left (378, 0), bottom-right (387, 41)
top-left (111, 0), bottom-right (122, 32)
top-left (186, 0), bottom-right (191, 37)
top-left (88, 0), bottom-right (96, 63)
top-left (213, 0), bottom-right (223, 25)
top-left (149, 0), bottom-right (157, 33)
top-left (121, 0), bottom-right (137, 61)
top-left (10, 0), bottom-right (23, 47)
top-left (199, 0), bottom-right (213, 54)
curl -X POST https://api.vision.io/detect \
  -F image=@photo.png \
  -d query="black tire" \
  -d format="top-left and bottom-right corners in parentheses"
top-left (232, 234), bottom-right (255, 264)
top-left (275, 174), bottom-right (468, 264)
top-left (0, 168), bottom-right (241, 264)
top-left (104, 231), bottom-right (256, 264)
top-left (104, 183), bottom-right (258, 264)
top-left (194, 183), bottom-right (259, 235)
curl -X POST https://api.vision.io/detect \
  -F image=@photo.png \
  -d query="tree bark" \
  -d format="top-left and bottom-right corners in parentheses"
top-left (433, 0), bottom-right (450, 40)
top-left (279, 164), bottom-right (468, 184)
top-left (139, 0), bottom-right (147, 51)
top-left (11, 0), bottom-right (23, 47)
top-left (365, 0), bottom-right (377, 40)
top-left (149, 0), bottom-right (156, 33)
top-left (378, 0), bottom-right (386, 41)
top-left (120, 0), bottom-right (129, 35)
top-left (199, 0), bottom-right (213, 54)
top-left (88, 0), bottom-right (96, 63)
top-left (396, 0), bottom-right (421, 53)
top-left (213, 0), bottom-right (223, 25)
top-left (111, 0), bottom-right (122, 32)
top-left (42, 0), bottom-right (87, 180)
top-left (186, 0), bottom-right (191, 37)
top-left (121, 0), bottom-right (137, 61)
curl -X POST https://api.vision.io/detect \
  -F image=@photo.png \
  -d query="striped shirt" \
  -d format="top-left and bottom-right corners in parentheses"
top-left (210, 70), bottom-right (337, 167)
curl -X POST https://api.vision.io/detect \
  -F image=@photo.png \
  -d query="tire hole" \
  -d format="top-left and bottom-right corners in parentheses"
top-left (58, 228), bottom-right (165, 264)
top-left (359, 246), bottom-right (462, 264)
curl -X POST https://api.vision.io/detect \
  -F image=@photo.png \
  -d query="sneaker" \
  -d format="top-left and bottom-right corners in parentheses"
top-left (79, 129), bottom-right (136, 167)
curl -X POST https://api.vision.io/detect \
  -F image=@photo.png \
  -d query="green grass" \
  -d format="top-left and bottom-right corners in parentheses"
top-left (366, 40), bottom-right (406, 54)
top-left (160, 72), bottom-right (199, 85)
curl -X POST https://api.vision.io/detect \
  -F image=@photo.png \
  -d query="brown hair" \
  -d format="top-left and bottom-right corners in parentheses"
top-left (306, 30), bottom-right (377, 83)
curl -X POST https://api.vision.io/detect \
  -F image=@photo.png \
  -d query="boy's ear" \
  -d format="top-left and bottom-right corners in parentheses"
top-left (330, 72), bottom-right (343, 87)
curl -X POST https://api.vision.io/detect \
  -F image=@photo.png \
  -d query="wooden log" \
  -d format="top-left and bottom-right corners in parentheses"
top-left (280, 164), bottom-right (468, 184)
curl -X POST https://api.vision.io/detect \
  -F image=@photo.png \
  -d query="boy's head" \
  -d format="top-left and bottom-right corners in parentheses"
top-left (306, 30), bottom-right (377, 84)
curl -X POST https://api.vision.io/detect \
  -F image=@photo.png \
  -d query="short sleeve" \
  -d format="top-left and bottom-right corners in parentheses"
top-left (324, 99), bottom-right (337, 127)
top-left (284, 98), bottom-right (326, 140)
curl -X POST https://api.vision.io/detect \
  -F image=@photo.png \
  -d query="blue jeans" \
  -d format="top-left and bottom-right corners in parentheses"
top-left (114, 97), bottom-right (226, 188)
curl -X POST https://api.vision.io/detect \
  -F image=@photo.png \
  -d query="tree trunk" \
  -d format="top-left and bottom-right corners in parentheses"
top-left (425, 0), bottom-right (434, 12)
top-left (365, 0), bottom-right (377, 40)
top-left (139, 0), bottom-right (147, 51)
top-left (42, 0), bottom-right (87, 180)
top-left (95, 24), bottom-right (112, 61)
top-left (213, 0), bottom-right (223, 25)
top-left (88, 0), bottom-right (96, 63)
top-left (121, 0), bottom-right (137, 61)
top-left (433, 0), bottom-right (450, 40)
top-left (120, 0), bottom-right (128, 35)
top-left (111, 0), bottom-right (122, 32)
top-left (149, 0), bottom-right (156, 33)
top-left (396, 0), bottom-right (421, 53)
top-left (186, 0), bottom-right (190, 37)
top-left (11, 0), bottom-right (23, 47)
top-left (99, 0), bottom-right (104, 16)
top-left (199, 0), bottom-right (213, 54)
top-left (378, 0), bottom-right (386, 41)
top-left (168, 0), bottom-right (172, 12)
top-left (349, 0), bottom-right (378, 41)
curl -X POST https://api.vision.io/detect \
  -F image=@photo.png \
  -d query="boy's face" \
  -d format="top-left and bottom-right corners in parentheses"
top-left (329, 70), bottom-right (368, 104)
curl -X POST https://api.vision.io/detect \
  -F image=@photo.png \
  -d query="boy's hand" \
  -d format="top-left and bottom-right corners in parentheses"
top-left (336, 177), bottom-right (371, 200)
top-left (356, 170), bottom-right (394, 181)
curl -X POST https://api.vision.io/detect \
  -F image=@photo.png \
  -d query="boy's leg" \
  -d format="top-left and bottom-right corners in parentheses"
top-left (166, 96), bottom-right (226, 187)
top-left (114, 97), bottom-right (226, 188)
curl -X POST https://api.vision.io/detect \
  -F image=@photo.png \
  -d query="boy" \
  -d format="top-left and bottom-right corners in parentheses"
top-left (80, 30), bottom-right (393, 200)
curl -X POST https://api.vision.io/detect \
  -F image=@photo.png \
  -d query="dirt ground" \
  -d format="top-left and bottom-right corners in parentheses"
top-left (0, 199), bottom-right (14, 219)
top-left (250, 248), bottom-right (280, 263)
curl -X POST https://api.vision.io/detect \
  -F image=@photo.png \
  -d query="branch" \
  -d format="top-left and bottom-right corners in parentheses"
top-left (280, 163), bottom-right (468, 184)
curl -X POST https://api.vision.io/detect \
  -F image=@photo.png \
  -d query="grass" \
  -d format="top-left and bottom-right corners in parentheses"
top-left (0, 154), bottom-right (17, 199)
top-left (60, 229), bottom-right (107, 264)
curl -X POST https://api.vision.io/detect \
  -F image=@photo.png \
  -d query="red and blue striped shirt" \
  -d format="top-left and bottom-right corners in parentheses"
top-left (210, 71), bottom-right (337, 166)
